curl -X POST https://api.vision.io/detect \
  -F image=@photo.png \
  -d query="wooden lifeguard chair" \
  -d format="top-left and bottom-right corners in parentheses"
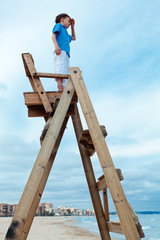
top-left (5, 53), bottom-right (145, 240)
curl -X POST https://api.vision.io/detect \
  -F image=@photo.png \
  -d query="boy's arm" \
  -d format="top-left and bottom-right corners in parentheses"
top-left (52, 33), bottom-right (61, 55)
top-left (71, 19), bottom-right (76, 41)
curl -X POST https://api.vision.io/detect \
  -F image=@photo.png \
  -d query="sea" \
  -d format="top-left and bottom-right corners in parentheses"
top-left (74, 213), bottom-right (160, 240)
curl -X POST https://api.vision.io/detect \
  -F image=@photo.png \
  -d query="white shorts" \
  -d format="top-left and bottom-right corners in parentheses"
top-left (53, 51), bottom-right (69, 87)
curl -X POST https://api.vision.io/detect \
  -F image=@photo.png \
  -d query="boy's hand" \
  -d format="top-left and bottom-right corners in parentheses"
top-left (71, 18), bottom-right (75, 26)
top-left (55, 46), bottom-right (61, 55)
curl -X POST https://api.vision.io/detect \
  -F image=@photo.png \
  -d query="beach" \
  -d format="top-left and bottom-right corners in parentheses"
top-left (1, 214), bottom-right (158, 239)
top-left (0, 216), bottom-right (101, 240)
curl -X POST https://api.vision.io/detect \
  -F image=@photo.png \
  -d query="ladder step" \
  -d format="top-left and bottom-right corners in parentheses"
top-left (97, 169), bottom-right (124, 191)
top-left (79, 125), bottom-right (107, 156)
top-left (107, 221), bottom-right (123, 234)
top-left (107, 221), bottom-right (144, 238)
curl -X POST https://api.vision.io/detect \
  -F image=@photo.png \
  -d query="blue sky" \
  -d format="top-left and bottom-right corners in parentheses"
top-left (0, 0), bottom-right (160, 212)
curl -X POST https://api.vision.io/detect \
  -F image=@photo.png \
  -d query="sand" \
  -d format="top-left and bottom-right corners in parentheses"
top-left (0, 216), bottom-right (101, 240)
top-left (0, 216), bottom-right (118, 239)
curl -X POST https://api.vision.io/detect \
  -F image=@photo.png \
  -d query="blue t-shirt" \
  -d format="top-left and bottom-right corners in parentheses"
top-left (52, 23), bottom-right (72, 57)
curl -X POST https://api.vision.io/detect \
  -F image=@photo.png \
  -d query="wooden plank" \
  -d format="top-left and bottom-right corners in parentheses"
top-left (69, 67), bottom-right (140, 240)
top-left (5, 78), bottom-right (75, 240)
top-left (22, 53), bottom-right (52, 113)
top-left (97, 169), bottom-right (124, 191)
top-left (107, 221), bottom-right (123, 234)
top-left (71, 104), bottom-right (111, 240)
top-left (33, 72), bottom-right (70, 79)
top-left (103, 188), bottom-right (110, 222)
top-left (24, 91), bottom-right (77, 106)
top-left (27, 104), bottom-right (75, 117)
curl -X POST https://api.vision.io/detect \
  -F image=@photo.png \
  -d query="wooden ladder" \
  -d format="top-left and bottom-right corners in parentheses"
top-left (5, 53), bottom-right (144, 240)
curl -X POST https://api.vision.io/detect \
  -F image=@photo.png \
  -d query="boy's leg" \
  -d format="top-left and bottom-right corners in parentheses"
top-left (54, 51), bottom-right (69, 91)
top-left (56, 78), bottom-right (64, 91)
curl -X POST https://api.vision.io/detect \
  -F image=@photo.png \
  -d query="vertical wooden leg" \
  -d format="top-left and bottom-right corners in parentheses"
top-left (103, 188), bottom-right (109, 222)
top-left (72, 104), bottom-right (111, 240)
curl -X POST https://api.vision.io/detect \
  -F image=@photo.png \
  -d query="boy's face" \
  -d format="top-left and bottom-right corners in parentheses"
top-left (61, 17), bottom-right (71, 29)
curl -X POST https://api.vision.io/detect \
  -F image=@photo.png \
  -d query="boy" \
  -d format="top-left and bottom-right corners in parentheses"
top-left (52, 13), bottom-right (76, 91)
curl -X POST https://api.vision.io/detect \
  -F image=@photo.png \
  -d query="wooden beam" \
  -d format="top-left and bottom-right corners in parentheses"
top-left (97, 169), bottom-right (124, 191)
top-left (19, 117), bottom-right (69, 240)
top-left (24, 91), bottom-right (77, 106)
top-left (107, 221), bottom-right (123, 234)
top-left (22, 53), bottom-right (34, 78)
top-left (27, 104), bottom-right (75, 117)
top-left (72, 104), bottom-right (111, 240)
top-left (69, 67), bottom-right (140, 240)
top-left (5, 78), bottom-right (75, 240)
top-left (33, 72), bottom-right (70, 79)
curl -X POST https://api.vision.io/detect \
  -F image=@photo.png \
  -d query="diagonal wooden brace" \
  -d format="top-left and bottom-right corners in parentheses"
top-left (69, 67), bottom-right (140, 240)
top-left (5, 77), bottom-right (75, 240)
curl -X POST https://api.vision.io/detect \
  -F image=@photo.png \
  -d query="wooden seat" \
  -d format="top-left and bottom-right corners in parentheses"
top-left (24, 91), bottom-right (77, 117)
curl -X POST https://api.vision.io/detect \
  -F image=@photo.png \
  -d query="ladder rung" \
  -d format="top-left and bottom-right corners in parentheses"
top-left (97, 169), bottom-right (124, 191)
top-left (33, 72), bottom-right (70, 79)
top-left (107, 221), bottom-right (145, 238)
top-left (79, 125), bottom-right (107, 156)
top-left (107, 221), bottom-right (123, 234)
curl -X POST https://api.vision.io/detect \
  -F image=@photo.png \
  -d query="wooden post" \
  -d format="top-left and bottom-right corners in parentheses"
top-left (72, 104), bottom-right (111, 240)
top-left (69, 67), bottom-right (140, 240)
top-left (5, 78), bottom-right (74, 240)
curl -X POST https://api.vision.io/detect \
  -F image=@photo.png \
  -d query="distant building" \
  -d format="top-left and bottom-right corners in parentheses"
top-left (0, 202), bottom-right (94, 217)
top-left (39, 202), bottom-right (53, 214)
top-left (36, 205), bottom-right (45, 215)
top-left (57, 206), bottom-right (66, 215)
top-left (0, 203), bottom-right (18, 217)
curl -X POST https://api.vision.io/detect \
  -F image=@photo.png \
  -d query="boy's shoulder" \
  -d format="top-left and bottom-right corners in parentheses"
top-left (52, 23), bottom-right (62, 33)
top-left (54, 23), bottom-right (61, 27)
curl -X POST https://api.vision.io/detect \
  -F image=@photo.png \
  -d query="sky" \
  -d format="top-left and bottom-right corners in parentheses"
top-left (0, 0), bottom-right (160, 212)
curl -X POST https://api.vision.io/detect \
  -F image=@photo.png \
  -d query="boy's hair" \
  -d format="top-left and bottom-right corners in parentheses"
top-left (55, 13), bottom-right (70, 23)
